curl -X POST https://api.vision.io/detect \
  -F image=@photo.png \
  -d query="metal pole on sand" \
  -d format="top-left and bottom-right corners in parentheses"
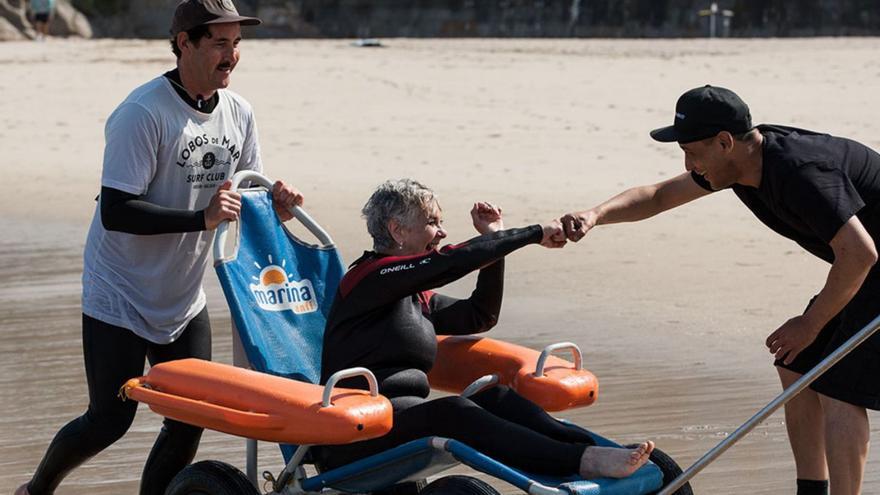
top-left (698, 2), bottom-right (734, 38)
top-left (658, 312), bottom-right (880, 495)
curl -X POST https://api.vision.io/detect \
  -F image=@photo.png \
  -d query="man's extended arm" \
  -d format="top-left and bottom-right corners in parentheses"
top-left (767, 216), bottom-right (878, 364)
top-left (562, 172), bottom-right (712, 241)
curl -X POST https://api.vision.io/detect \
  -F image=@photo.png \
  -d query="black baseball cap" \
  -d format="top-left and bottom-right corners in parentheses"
top-left (650, 85), bottom-right (753, 144)
top-left (170, 0), bottom-right (261, 36)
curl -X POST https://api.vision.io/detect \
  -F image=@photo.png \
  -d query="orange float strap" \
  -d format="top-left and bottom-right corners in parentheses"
top-left (120, 358), bottom-right (392, 445)
top-left (428, 336), bottom-right (598, 412)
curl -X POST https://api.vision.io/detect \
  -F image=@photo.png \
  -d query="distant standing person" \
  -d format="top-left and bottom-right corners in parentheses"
top-left (29, 0), bottom-right (55, 41)
top-left (561, 85), bottom-right (880, 495)
top-left (15, 1), bottom-right (304, 495)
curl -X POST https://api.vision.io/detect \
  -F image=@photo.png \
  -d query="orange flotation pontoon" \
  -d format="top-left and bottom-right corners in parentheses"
top-left (120, 358), bottom-right (392, 445)
top-left (428, 336), bottom-right (598, 412)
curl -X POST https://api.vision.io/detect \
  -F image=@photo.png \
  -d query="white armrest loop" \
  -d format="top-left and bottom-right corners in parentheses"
top-left (322, 367), bottom-right (379, 407)
top-left (534, 342), bottom-right (582, 377)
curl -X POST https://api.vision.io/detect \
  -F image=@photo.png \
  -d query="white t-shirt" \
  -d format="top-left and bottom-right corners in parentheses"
top-left (82, 76), bottom-right (262, 344)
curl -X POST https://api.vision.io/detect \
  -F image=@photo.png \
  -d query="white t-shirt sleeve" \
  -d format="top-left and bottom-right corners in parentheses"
top-left (237, 107), bottom-right (263, 173)
top-left (101, 102), bottom-right (159, 195)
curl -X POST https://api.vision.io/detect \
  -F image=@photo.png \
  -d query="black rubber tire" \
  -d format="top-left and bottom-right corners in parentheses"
top-left (373, 479), bottom-right (428, 495)
top-left (420, 475), bottom-right (500, 495)
top-left (164, 460), bottom-right (260, 495)
top-left (625, 444), bottom-right (694, 495)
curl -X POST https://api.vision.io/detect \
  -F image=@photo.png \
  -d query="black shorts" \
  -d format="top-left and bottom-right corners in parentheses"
top-left (777, 276), bottom-right (880, 410)
top-left (34, 13), bottom-right (49, 23)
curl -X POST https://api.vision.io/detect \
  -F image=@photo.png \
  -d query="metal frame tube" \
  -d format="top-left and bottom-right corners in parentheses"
top-left (246, 438), bottom-right (258, 488)
top-left (658, 312), bottom-right (880, 495)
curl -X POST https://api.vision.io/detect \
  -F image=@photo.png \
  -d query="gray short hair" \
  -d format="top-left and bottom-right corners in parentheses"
top-left (362, 179), bottom-right (438, 252)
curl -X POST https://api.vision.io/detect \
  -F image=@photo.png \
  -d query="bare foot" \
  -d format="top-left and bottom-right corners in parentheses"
top-left (14, 483), bottom-right (31, 495)
top-left (579, 441), bottom-right (655, 479)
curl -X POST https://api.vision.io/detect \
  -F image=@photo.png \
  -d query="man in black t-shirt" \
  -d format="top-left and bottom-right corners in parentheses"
top-left (561, 85), bottom-right (880, 495)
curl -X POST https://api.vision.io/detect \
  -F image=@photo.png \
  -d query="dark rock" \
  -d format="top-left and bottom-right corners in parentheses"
top-left (86, 0), bottom-right (176, 38)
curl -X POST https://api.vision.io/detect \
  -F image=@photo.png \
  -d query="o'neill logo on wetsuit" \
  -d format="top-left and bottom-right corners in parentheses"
top-left (249, 255), bottom-right (317, 314)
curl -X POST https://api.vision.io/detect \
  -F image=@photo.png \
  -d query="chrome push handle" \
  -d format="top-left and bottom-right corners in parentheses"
top-left (213, 170), bottom-right (334, 262)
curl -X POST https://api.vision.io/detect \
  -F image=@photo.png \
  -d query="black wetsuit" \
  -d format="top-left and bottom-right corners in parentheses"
top-left (318, 226), bottom-right (595, 476)
top-left (28, 312), bottom-right (211, 495)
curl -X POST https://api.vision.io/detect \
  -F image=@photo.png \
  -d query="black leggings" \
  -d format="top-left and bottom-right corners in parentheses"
top-left (27, 311), bottom-right (212, 495)
top-left (318, 385), bottom-right (595, 476)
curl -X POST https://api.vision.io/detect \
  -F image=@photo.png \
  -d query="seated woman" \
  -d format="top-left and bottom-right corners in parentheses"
top-left (318, 179), bottom-right (653, 479)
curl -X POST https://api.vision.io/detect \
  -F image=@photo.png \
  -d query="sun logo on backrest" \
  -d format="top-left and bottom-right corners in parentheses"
top-left (252, 255), bottom-right (292, 286)
top-left (261, 266), bottom-right (287, 286)
top-left (249, 255), bottom-right (318, 314)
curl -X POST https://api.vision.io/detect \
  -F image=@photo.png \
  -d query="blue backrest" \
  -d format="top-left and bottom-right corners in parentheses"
top-left (215, 189), bottom-right (345, 384)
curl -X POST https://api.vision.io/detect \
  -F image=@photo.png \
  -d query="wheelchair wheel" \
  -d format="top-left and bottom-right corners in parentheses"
top-left (420, 475), bottom-right (500, 495)
top-left (165, 460), bottom-right (259, 495)
top-left (373, 479), bottom-right (427, 494)
top-left (630, 445), bottom-right (693, 495)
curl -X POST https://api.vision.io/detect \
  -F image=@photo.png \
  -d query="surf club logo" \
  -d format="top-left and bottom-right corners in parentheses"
top-left (178, 135), bottom-right (239, 188)
top-left (249, 255), bottom-right (317, 314)
top-left (177, 134), bottom-right (241, 169)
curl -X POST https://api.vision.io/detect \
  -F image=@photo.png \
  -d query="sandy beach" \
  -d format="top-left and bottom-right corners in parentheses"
top-left (2, 36), bottom-right (880, 493)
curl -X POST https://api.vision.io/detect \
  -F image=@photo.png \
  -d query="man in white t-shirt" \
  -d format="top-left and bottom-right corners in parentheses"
top-left (17, 2), bottom-right (303, 494)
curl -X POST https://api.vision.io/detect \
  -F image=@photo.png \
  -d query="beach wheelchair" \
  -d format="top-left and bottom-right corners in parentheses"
top-left (121, 171), bottom-right (692, 495)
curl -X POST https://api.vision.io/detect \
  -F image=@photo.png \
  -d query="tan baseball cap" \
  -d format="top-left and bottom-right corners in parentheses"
top-left (170, 0), bottom-right (261, 35)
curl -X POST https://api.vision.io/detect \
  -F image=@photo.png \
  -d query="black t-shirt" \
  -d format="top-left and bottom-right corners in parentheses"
top-left (692, 124), bottom-right (880, 263)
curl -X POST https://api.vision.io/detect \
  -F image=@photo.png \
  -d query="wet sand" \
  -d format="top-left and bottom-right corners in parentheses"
top-left (2, 37), bottom-right (880, 493)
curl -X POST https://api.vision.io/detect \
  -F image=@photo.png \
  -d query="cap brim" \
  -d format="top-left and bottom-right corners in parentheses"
top-left (649, 125), bottom-right (679, 143)
top-left (205, 15), bottom-right (262, 27)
